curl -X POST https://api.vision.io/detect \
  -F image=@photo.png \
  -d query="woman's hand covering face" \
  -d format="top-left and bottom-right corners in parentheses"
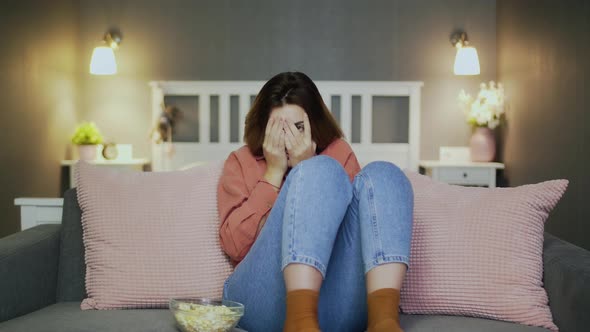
top-left (263, 116), bottom-right (288, 174)
top-left (283, 113), bottom-right (317, 168)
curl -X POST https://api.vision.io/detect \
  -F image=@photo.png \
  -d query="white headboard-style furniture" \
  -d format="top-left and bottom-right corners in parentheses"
top-left (150, 81), bottom-right (423, 172)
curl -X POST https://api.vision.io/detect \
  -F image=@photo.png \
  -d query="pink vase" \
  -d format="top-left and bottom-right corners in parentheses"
top-left (78, 145), bottom-right (98, 161)
top-left (469, 127), bottom-right (495, 162)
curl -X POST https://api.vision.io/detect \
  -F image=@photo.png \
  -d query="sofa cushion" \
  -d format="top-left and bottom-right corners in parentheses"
top-left (400, 314), bottom-right (551, 332)
top-left (0, 302), bottom-right (550, 332)
top-left (400, 171), bottom-right (567, 332)
top-left (0, 302), bottom-right (176, 332)
top-left (75, 161), bottom-right (234, 309)
top-left (56, 188), bottom-right (87, 302)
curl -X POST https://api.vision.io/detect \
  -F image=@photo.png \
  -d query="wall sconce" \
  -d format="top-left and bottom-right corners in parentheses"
top-left (450, 31), bottom-right (480, 75)
top-left (89, 28), bottom-right (122, 75)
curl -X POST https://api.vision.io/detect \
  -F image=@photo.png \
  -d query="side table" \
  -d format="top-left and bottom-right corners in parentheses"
top-left (418, 160), bottom-right (505, 188)
top-left (14, 197), bottom-right (64, 231)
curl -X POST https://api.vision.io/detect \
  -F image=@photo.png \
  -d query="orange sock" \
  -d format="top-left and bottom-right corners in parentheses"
top-left (283, 289), bottom-right (321, 332)
top-left (367, 288), bottom-right (403, 332)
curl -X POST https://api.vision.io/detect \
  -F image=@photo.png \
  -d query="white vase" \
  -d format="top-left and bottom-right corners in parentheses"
top-left (469, 127), bottom-right (496, 162)
top-left (78, 145), bottom-right (98, 161)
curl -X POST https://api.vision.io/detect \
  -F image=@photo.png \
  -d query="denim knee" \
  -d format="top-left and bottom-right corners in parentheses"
top-left (356, 161), bottom-right (413, 196)
top-left (291, 155), bottom-right (350, 185)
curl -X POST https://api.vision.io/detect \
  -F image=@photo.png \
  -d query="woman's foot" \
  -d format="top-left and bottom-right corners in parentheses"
top-left (283, 289), bottom-right (321, 332)
top-left (367, 288), bottom-right (403, 332)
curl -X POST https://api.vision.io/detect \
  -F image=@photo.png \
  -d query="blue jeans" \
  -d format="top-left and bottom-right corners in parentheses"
top-left (223, 156), bottom-right (414, 332)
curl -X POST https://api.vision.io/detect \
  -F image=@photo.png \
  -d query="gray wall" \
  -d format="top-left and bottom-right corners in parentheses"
top-left (0, 0), bottom-right (79, 237)
top-left (497, 0), bottom-right (590, 250)
top-left (1, 0), bottom-right (497, 237)
top-left (78, 0), bottom-right (497, 160)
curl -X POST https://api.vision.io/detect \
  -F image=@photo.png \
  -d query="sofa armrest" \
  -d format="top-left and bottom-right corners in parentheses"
top-left (0, 225), bottom-right (61, 323)
top-left (543, 232), bottom-right (590, 332)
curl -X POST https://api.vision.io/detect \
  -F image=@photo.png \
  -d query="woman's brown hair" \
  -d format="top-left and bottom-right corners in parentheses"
top-left (244, 72), bottom-right (344, 156)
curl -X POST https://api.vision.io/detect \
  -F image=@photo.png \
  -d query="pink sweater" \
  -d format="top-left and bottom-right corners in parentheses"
top-left (217, 138), bottom-right (361, 264)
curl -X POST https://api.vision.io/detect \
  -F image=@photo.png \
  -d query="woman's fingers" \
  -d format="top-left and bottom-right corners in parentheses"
top-left (279, 127), bottom-right (286, 150)
top-left (272, 119), bottom-right (281, 149)
top-left (303, 112), bottom-right (312, 144)
top-left (266, 118), bottom-right (273, 149)
top-left (286, 121), bottom-right (303, 146)
top-left (265, 117), bottom-right (278, 150)
top-left (267, 116), bottom-right (313, 166)
top-left (264, 117), bottom-right (274, 142)
top-left (263, 119), bottom-right (270, 151)
top-left (284, 123), bottom-right (295, 151)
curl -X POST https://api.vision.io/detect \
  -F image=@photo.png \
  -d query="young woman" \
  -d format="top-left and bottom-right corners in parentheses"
top-left (218, 72), bottom-right (414, 332)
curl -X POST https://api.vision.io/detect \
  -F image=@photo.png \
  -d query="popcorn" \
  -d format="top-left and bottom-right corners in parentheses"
top-left (173, 302), bottom-right (240, 332)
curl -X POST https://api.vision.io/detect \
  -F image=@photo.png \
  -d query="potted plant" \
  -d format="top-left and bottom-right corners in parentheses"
top-left (71, 121), bottom-right (104, 161)
top-left (458, 81), bottom-right (506, 162)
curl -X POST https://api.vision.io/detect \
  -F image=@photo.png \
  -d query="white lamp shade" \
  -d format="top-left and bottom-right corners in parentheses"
top-left (454, 46), bottom-right (480, 75)
top-left (89, 46), bottom-right (117, 75)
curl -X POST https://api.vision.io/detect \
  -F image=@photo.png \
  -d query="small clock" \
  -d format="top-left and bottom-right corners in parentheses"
top-left (102, 143), bottom-right (119, 160)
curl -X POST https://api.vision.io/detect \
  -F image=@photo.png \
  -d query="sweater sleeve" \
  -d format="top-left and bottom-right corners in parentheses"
top-left (217, 152), bottom-right (278, 263)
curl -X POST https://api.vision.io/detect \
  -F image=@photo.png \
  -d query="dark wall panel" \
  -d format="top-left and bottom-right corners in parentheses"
top-left (497, 0), bottom-right (590, 249)
top-left (0, 0), bottom-right (79, 237)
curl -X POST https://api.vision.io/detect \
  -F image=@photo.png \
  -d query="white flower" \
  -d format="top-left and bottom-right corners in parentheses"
top-left (458, 81), bottom-right (506, 128)
top-left (488, 118), bottom-right (500, 129)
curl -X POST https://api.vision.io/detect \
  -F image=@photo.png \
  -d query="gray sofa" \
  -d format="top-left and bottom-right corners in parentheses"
top-left (1, 188), bottom-right (589, 332)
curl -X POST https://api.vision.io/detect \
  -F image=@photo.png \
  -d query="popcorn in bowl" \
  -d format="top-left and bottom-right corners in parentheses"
top-left (169, 298), bottom-right (244, 332)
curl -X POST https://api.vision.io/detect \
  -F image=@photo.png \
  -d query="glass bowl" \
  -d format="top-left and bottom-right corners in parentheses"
top-left (169, 298), bottom-right (244, 332)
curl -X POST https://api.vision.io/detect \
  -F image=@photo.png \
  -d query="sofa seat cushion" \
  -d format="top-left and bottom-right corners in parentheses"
top-left (400, 314), bottom-right (552, 332)
top-left (0, 302), bottom-right (176, 332)
top-left (0, 302), bottom-right (551, 332)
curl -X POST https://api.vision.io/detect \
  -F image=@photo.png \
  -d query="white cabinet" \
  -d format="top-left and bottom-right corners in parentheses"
top-left (14, 198), bottom-right (64, 231)
top-left (419, 160), bottom-right (505, 188)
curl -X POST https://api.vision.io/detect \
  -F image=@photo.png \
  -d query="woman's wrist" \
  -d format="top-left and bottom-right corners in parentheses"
top-left (264, 169), bottom-right (284, 189)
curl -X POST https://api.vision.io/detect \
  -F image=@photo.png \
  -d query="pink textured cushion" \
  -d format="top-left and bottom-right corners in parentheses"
top-left (75, 161), bottom-right (233, 310)
top-left (400, 171), bottom-right (567, 331)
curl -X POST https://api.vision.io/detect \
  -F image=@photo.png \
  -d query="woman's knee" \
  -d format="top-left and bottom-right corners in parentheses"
top-left (296, 155), bottom-right (343, 172)
top-left (291, 155), bottom-right (350, 185)
top-left (356, 161), bottom-right (413, 195)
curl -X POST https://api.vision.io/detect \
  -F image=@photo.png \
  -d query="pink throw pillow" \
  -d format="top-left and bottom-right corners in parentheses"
top-left (75, 161), bottom-right (233, 309)
top-left (400, 171), bottom-right (567, 331)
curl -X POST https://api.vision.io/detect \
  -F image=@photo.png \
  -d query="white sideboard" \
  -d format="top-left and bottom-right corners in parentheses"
top-left (419, 160), bottom-right (505, 188)
top-left (14, 198), bottom-right (64, 231)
